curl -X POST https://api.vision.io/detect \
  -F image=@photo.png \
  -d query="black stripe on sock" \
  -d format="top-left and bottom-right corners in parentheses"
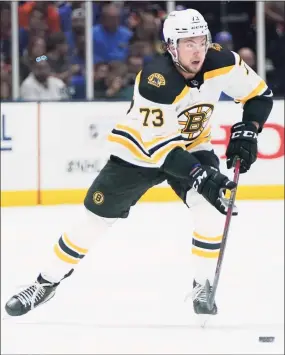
top-left (58, 237), bottom-right (85, 259)
top-left (192, 239), bottom-right (221, 250)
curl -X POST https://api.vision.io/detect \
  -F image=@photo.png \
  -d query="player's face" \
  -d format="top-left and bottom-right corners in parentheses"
top-left (177, 36), bottom-right (207, 74)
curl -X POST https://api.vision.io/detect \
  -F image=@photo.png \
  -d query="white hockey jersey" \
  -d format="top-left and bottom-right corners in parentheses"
top-left (108, 44), bottom-right (271, 168)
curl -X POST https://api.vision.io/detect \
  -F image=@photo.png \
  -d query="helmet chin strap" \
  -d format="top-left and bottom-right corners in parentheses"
top-left (168, 48), bottom-right (191, 73)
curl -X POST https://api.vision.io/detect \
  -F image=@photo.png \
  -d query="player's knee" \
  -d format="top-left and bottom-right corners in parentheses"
top-left (83, 188), bottom-right (120, 225)
top-left (83, 204), bottom-right (117, 229)
top-left (191, 198), bottom-right (225, 236)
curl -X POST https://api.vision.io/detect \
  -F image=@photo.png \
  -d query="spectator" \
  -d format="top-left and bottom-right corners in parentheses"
top-left (126, 51), bottom-right (144, 86)
top-left (0, 2), bottom-right (11, 65)
top-left (64, 8), bottom-right (85, 56)
top-left (19, 1), bottom-right (60, 32)
top-left (20, 59), bottom-right (68, 101)
top-left (20, 36), bottom-right (46, 82)
top-left (265, 1), bottom-right (284, 41)
top-left (94, 61), bottom-right (133, 100)
top-left (0, 59), bottom-right (11, 100)
top-left (92, 3), bottom-right (133, 64)
top-left (47, 32), bottom-right (70, 84)
top-left (93, 62), bottom-right (109, 93)
top-left (131, 11), bottom-right (162, 60)
top-left (70, 33), bottom-right (85, 76)
top-left (265, 1), bottom-right (285, 95)
top-left (238, 47), bottom-right (256, 70)
top-left (70, 33), bottom-right (86, 99)
top-left (128, 40), bottom-right (157, 63)
top-left (57, 1), bottom-right (73, 32)
top-left (214, 31), bottom-right (233, 51)
top-left (19, 7), bottom-right (48, 55)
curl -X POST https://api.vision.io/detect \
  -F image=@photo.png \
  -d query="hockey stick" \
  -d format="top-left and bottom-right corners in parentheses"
top-left (206, 157), bottom-right (241, 311)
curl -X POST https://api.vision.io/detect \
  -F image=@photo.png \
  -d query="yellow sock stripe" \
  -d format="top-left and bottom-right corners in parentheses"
top-left (54, 244), bottom-right (79, 264)
top-left (63, 234), bottom-right (88, 254)
top-left (193, 231), bottom-right (223, 242)
top-left (192, 247), bottom-right (220, 258)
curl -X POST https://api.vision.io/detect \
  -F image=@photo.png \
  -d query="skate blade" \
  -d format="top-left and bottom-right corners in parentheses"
top-left (192, 313), bottom-right (211, 328)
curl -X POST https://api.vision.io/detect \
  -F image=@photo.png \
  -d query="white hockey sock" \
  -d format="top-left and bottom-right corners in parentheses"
top-left (40, 207), bottom-right (116, 283)
top-left (187, 190), bottom-right (225, 285)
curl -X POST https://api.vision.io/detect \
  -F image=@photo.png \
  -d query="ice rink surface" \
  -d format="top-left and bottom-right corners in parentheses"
top-left (1, 201), bottom-right (284, 354)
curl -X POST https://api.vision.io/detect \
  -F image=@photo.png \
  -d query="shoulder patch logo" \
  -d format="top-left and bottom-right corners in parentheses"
top-left (147, 73), bottom-right (166, 88)
top-left (211, 43), bottom-right (223, 51)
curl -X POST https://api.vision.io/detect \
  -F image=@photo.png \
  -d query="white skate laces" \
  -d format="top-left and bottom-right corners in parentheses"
top-left (192, 283), bottom-right (208, 303)
top-left (16, 282), bottom-right (51, 309)
top-left (184, 283), bottom-right (207, 303)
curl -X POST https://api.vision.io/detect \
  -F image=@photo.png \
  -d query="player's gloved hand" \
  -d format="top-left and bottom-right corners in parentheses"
top-left (226, 122), bottom-right (258, 174)
top-left (188, 165), bottom-right (237, 215)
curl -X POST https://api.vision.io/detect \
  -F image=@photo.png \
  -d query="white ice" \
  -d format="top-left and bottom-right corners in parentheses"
top-left (1, 201), bottom-right (284, 354)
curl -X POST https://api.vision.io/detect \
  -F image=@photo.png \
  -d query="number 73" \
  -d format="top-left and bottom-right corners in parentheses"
top-left (140, 108), bottom-right (164, 127)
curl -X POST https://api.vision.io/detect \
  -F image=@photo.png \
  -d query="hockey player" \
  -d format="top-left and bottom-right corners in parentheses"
top-left (6, 9), bottom-right (273, 317)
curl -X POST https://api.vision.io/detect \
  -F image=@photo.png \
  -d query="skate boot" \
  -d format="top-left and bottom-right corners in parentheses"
top-left (192, 280), bottom-right (218, 315)
top-left (5, 274), bottom-right (59, 316)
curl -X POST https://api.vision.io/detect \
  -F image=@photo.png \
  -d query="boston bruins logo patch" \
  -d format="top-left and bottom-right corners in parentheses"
top-left (211, 43), bottom-right (222, 51)
top-left (147, 73), bottom-right (166, 88)
top-left (178, 104), bottom-right (214, 140)
top-left (93, 191), bottom-right (104, 205)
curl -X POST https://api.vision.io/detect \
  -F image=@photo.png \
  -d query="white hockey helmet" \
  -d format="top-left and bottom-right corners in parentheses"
top-left (163, 9), bottom-right (210, 69)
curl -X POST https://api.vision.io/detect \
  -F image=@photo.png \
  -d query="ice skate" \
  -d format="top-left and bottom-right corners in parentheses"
top-left (192, 280), bottom-right (218, 315)
top-left (5, 274), bottom-right (58, 317)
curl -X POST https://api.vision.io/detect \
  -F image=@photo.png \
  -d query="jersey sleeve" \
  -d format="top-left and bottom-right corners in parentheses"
top-left (223, 52), bottom-right (268, 101)
top-left (223, 52), bottom-right (273, 131)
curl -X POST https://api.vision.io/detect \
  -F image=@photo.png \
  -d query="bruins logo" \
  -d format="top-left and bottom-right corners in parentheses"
top-left (210, 43), bottom-right (223, 51)
top-left (93, 191), bottom-right (104, 205)
top-left (178, 104), bottom-right (214, 140)
top-left (147, 73), bottom-right (166, 88)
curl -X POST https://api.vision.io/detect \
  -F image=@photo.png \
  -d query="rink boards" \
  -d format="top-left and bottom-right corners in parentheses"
top-left (1, 100), bottom-right (284, 207)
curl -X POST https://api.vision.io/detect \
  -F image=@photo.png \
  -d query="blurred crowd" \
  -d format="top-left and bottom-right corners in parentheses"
top-left (1, 1), bottom-right (284, 101)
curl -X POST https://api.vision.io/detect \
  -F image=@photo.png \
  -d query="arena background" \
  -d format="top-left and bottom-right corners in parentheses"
top-left (1, 1), bottom-right (284, 206)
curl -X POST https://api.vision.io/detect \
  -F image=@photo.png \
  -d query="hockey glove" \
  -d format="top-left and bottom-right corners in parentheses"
top-left (226, 122), bottom-right (258, 174)
top-left (188, 165), bottom-right (237, 215)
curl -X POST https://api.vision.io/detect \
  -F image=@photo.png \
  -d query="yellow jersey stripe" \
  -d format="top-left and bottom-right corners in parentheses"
top-left (204, 65), bottom-right (234, 80)
top-left (235, 80), bottom-right (267, 104)
top-left (116, 124), bottom-right (144, 146)
top-left (135, 70), bottom-right (142, 85)
top-left (173, 85), bottom-right (190, 104)
top-left (63, 233), bottom-right (88, 254)
top-left (109, 133), bottom-right (185, 164)
top-left (145, 132), bottom-right (182, 149)
top-left (108, 134), bottom-right (152, 162)
top-left (151, 141), bottom-right (186, 163)
top-left (185, 126), bottom-right (212, 150)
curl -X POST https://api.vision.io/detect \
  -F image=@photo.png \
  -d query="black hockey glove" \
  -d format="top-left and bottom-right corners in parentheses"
top-left (226, 122), bottom-right (258, 174)
top-left (188, 165), bottom-right (237, 215)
